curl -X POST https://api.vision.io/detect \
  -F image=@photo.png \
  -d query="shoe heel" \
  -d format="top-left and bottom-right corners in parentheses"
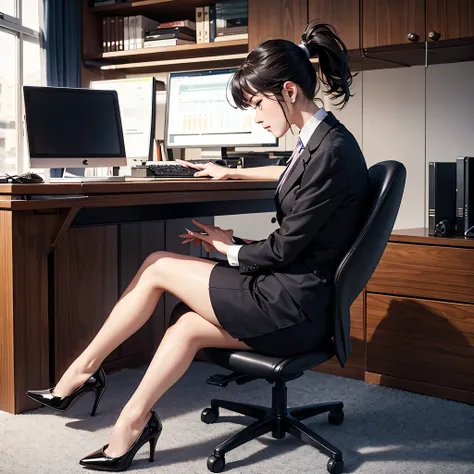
top-left (90, 386), bottom-right (106, 417)
top-left (149, 431), bottom-right (161, 462)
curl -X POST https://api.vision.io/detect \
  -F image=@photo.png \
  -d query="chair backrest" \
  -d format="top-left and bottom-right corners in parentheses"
top-left (332, 160), bottom-right (406, 366)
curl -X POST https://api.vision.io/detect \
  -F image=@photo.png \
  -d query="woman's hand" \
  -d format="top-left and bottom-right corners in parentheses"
top-left (178, 219), bottom-right (234, 255)
top-left (175, 159), bottom-right (233, 180)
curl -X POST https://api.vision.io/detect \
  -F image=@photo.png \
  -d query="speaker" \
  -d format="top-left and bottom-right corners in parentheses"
top-left (456, 156), bottom-right (474, 236)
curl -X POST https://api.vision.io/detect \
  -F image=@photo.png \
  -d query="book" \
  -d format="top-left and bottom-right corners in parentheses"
top-left (145, 26), bottom-right (196, 38)
top-left (110, 16), bottom-right (116, 51)
top-left (158, 20), bottom-right (196, 30)
top-left (117, 16), bottom-right (124, 51)
top-left (195, 7), bottom-right (204, 44)
top-left (135, 15), bottom-right (159, 49)
top-left (145, 32), bottom-right (195, 42)
top-left (124, 16), bottom-right (129, 50)
top-left (144, 38), bottom-right (194, 48)
top-left (129, 15), bottom-right (136, 49)
top-left (214, 33), bottom-right (248, 42)
top-left (203, 6), bottom-right (210, 43)
top-left (102, 17), bottom-right (107, 52)
top-left (217, 26), bottom-right (248, 35)
top-left (209, 4), bottom-right (216, 42)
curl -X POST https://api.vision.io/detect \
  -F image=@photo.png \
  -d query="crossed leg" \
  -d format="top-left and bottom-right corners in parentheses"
top-left (52, 251), bottom-right (252, 456)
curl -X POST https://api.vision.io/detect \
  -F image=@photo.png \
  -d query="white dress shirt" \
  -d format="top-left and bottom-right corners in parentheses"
top-left (226, 108), bottom-right (328, 267)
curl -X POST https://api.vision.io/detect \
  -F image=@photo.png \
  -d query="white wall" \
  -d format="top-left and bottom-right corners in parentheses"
top-left (216, 60), bottom-right (474, 237)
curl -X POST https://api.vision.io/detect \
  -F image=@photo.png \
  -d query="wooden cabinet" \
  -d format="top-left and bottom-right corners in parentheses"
top-left (318, 229), bottom-right (474, 404)
top-left (362, 0), bottom-right (425, 48)
top-left (308, 0), bottom-right (360, 51)
top-left (365, 229), bottom-right (474, 404)
top-left (426, 0), bottom-right (474, 42)
top-left (248, 0), bottom-right (307, 50)
top-left (367, 242), bottom-right (474, 304)
top-left (366, 294), bottom-right (474, 402)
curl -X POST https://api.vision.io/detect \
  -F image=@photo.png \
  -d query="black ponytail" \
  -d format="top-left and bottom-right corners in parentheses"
top-left (302, 21), bottom-right (354, 108)
top-left (230, 21), bottom-right (354, 112)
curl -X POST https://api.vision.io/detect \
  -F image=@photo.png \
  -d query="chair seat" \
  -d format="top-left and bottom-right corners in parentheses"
top-left (203, 340), bottom-right (335, 382)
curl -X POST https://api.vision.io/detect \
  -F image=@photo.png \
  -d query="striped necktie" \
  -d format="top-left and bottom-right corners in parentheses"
top-left (276, 137), bottom-right (304, 193)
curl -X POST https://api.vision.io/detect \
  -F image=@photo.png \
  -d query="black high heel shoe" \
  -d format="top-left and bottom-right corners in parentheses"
top-left (26, 366), bottom-right (107, 416)
top-left (79, 410), bottom-right (162, 471)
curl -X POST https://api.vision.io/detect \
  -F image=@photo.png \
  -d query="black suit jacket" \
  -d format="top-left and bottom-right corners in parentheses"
top-left (237, 112), bottom-right (369, 326)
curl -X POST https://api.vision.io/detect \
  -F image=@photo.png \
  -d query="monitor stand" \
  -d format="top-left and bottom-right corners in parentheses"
top-left (50, 168), bottom-right (125, 182)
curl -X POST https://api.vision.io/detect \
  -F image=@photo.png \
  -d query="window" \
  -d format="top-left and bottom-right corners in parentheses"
top-left (0, 0), bottom-right (41, 175)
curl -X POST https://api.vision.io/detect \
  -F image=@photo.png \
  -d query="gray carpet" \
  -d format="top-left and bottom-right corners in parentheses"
top-left (0, 361), bottom-right (473, 474)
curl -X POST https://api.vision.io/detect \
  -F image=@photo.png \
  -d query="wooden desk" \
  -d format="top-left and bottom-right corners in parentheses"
top-left (0, 179), bottom-right (276, 414)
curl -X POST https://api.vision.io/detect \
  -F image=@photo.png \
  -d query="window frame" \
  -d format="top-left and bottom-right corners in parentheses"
top-left (0, 0), bottom-right (41, 174)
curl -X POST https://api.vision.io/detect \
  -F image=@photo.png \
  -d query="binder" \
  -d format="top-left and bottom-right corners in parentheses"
top-left (428, 162), bottom-right (456, 235)
top-left (456, 157), bottom-right (466, 234)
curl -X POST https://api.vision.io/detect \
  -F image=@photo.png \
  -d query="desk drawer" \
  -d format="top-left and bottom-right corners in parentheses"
top-left (368, 242), bottom-right (474, 304)
top-left (366, 294), bottom-right (474, 393)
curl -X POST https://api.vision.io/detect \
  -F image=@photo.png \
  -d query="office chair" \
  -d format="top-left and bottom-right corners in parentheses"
top-left (201, 161), bottom-right (406, 474)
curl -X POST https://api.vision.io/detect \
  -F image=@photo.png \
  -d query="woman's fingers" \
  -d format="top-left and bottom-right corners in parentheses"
top-left (175, 159), bottom-right (205, 170)
top-left (203, 241), bottom-right (213, 253)
top-left (192, 219), bottom-right (211, 231)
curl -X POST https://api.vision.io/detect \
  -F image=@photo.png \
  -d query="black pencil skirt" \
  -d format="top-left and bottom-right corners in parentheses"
top-left (205, 260), bottom-right (331, 358)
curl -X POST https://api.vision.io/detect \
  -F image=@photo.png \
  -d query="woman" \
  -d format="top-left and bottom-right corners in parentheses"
top-left (26, 21), bottom-right (369, 471)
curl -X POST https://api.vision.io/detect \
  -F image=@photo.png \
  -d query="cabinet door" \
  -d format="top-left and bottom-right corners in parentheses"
top-left (362, 0), bottom-right (425, 48)
top-left (308, 0), bottom-right (360, 50)
top-left (426, 0), bottom-right (474, 42)
top-left (248, 0), bottom-right (307, 51)
top-left (366, 294), bottom-right (474, 395)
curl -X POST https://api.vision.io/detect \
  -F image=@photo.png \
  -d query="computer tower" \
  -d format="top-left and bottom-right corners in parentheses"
top-left (456, 156), bottom-right (474, 236)
top-left (428, 162), bottom-right (456, 235)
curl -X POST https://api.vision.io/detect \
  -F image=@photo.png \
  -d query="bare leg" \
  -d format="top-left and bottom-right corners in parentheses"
top-left (53, 252), bottom-right (167, 396)
top-left (98, 252), bottom-right (252, 455)
top-left (54, 251), bottom-right (229, 396)
top-left (105, 309), bottom-right (251, 456)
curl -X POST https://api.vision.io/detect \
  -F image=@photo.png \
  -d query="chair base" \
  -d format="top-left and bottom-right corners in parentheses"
top-left (202, 380), bottom-right (345, 474)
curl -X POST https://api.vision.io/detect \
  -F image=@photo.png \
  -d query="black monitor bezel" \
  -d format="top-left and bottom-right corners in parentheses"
top-left (23, 86), bottom-right (126, 159)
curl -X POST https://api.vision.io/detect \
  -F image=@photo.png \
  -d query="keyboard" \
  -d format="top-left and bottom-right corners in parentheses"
top-left (131, 163), bottom-right (206, 179)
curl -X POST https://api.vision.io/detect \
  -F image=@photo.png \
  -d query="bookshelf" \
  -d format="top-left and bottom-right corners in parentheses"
top-left (83, 0), bottom-right (249, 79)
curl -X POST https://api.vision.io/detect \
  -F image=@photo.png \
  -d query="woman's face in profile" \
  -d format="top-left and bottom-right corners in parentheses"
top-left (244, 91), bottom-right (290, 139)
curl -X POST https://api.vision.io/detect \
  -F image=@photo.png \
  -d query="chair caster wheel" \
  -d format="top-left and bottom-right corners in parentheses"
top-left (327, 458), bottom-right (344, 474)
top-left (328, 408), bottom-right (344, 425)
top-left (207, 454), bottom-right (225, 472)
top-left (201, 407), bottom-right (219, 424)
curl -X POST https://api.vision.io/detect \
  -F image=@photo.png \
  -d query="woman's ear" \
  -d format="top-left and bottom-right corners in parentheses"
top-left (282, 81), bottom-right (298, 104)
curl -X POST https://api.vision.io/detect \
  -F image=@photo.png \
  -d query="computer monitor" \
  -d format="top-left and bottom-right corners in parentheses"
top-left (23, 86), bottom-right (127, 169)
top-left (91, 78), bottom-right (157, 161)
top-left (165, 69), bottom-right (278, 150)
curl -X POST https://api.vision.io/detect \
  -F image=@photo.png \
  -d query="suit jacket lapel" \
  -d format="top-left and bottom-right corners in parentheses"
top-left (277, 112), bottom-right (339, 202)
